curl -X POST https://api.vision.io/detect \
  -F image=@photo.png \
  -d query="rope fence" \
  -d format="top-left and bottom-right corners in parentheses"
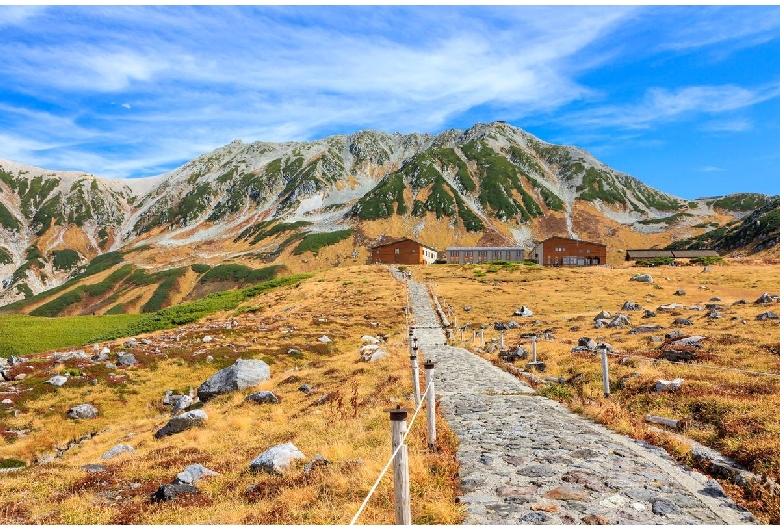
top-left (349, 381), bottom-right (432, 526)
top-left (600, 349), bottom-right (780, 379)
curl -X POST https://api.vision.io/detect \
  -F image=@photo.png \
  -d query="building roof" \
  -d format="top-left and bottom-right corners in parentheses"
top-left (370, 238), bottom-right (436, 251)
top-left (445, 246), bottom-right (525, 251)
top-left (626, 250), bottom-right (673, 259)
top-left (671, 250), bottom-right (720, 258)
top-left (538, 236), bottom-right (607, 247)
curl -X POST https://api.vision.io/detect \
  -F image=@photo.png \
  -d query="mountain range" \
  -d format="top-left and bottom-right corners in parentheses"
top-left (0, 122), bottom-right (776, 312)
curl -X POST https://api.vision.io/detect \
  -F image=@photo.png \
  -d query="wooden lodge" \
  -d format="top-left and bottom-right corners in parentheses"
top-left (530, 236), bottom-right (606, 267)
top-left (370, 238), bottom-right (438, 265)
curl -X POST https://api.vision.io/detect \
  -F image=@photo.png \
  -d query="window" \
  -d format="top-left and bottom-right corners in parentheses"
top-left (411, 248), bottom-right (416, 253)
top-left (586, 249), bottom-right (591, 254)
top-left (395, 248), bottom-right (399, 254)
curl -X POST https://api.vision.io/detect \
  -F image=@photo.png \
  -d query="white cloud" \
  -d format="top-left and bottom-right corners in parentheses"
top-left (700, 166), bottom-right (726, 172)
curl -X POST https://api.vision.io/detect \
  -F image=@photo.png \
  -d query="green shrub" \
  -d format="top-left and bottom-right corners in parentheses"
top-left (29, 290), bottom-right (84, 317)
top-left (0, 201), bottom-right (20, 230)
top-left (201, 264), bottom-right (284, 283)
top-left (52, 249), bottom-right (80, 271)
top-left (81, 265), bottom-right (133, 297)
top-left (0, 458), bottom-right (25, 469)
top-left (105, 303), bottom-right (126, 315)
top-left (539, 383), bottom-right (572, 403)
top-left (15, 283), bottom-right (33, 298)
top-left (635, 257), bottom-right (676, 267)
top-left (0, 247), bottom-right (12, 265)
top-left (690, 256), bottom-right (723, 266)
top-left (190, 263), bottom-right (211, 274)
top-left (293, 230), bottom-right (353, 255)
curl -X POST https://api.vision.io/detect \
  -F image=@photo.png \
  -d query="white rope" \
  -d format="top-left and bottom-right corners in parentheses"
top-left (349, 381), bottom-right (432, 526)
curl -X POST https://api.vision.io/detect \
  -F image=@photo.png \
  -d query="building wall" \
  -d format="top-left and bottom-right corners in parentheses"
top-left (371, 240), bottom-right (435, 265)
top-left (533, 237), bottom-right (606, 266)
top-left (446, 247), bottom-right (525, 264)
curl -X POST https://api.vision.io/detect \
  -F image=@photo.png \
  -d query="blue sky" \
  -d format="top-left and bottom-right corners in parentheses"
top-left (1, 6), bottom-right (779, 199)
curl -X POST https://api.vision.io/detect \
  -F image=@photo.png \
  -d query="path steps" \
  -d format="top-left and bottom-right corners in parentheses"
top-left (391, 268), bottom-right (757, 525)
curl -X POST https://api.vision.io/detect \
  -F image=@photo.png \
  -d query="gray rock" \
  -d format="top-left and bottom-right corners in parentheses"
top-left (651, 498), bottom-right (678, 515)
top-left (642, 310), bottom-right (657, 318)
top-left (665, 330), bottom-right (683, 340)
top-left (154, 410), bottom-right (208, 438)
top-left (102, 443), bottom-right (135, 460)
top-left (68, 404), bottom-right (98, 419)
top-left (464, 306), bottom-right (472, 312)
top-left (91, 352), bottom-right (109, 362)
top-left (517, 464), bottom-right (557, 477)
top-left (304, 454), bottom-right (331, 473)
top-left (202, 335), bottom-right (213, 343)
top-left (707, 310), bottom-right (724, 319)
top-left (607, 315), bottom-right (631, 328)
top-left (361, 348), bottom-right (386, 362)
top-left (318, 335), bottom-right (332, 343)
top-left (755, 292), bottom-right (779, 304)
top-left (733, 299), bottom-right (747, 305)
top-left (522, 512), bottom-right (549, 523)
top-left (361, 335), bottom-right (380, 344)
top-left (249, 442), bottom-right (306, 474)
top-left (197, 359), bottom-right (271, 402)
top-left (100, 346), bottom-right (111, 355)
top-left (673, 290), bottom-right (686, 296)
top-left (630, 274), bottom-right (653, 283)
top-left (46, 375), bottom-right (68, 387)
top-left (671, 336), bottom-right (705, 348)
top-left (298, 384), bottom-right (312, 394)
top-left (105, 362), bottom-right (117, 370)
top-left (649, 336), bottom-right (663, 343)
top-left (672, 318), bottom-right (693, 326)
top-left (116, 354), bottom-right (137, 367)
top-left (141, 338), bottom-right (153, 345)
top-left (578, 337), bottom-right (597, 351)
top-left (170, 395), bottom-right (194, 415)
top-left (629, 325), bottom-right (663, 334)
top-left (657, 303), bottom-right (684, 311)
top-left (152, 483), bottom-right (199, 502)
top-left (173, 463), bottom-right (219, 485)
top-left (655, 378), bottom-right (684, 392)
top-left (594, 310), bottom-right (612, 321)
top-left (246, 391), bottom-right (280, 404)
top-left (622, 301), bottom-right (641, 311)
top-left (81, 464), bottom-right (107, 473)
top-left (514, 306), bottom-right (533, 317)
top-left (710, 296), bottom-right (722, 302)
top-left (757, 312), bottom-right (779, 321)
top-left (123, 338), bottom-right (138, 348)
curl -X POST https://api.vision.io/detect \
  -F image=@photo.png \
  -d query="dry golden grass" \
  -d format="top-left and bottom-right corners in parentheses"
top-left (0, 266), bottom-right (463, 524)
top-left (417, 259), bottom-right (780, 523)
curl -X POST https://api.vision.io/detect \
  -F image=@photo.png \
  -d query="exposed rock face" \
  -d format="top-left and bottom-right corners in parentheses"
top-left (67, 404), bottom-right (98, 419)
top-left (154, 410), bottom-right (208, 438)
top-left (249, 442), bottom-right (306, 474)
top-left (197, 359), bottom-right (271, 402)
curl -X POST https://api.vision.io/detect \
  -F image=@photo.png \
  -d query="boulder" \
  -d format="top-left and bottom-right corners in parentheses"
top-left (246, 391), bottom-right (280, 404)
top-left (665, 330), bottom-right (683, 340)
top-left (170, 395), bottom-right (194, 415)
top-left (621, 301), bottom-right (641, 311)
top-left (116, 354), bottom-right (137, 367)
top-left (318, 336), bottom-right (332, 343)
top-left (755, 293), bottom-right (779, 304)
top-left (102, 444), bottom-right (135, 460)
top-left (197, 359), bottom-right (271, 402)
top-left (202, 336), bottom-right (213, 343)
top-left (655, 378), bottom-right (684, 392)
top-left (68, 404), bottom-right (98, 420)
top-left (152, 483), bottom-right (199, 502)
top-left (630, 274), bottom-right (653, 283)
top-left (594, 311), bottom-right (612, 321)
top-left (46, 375), bottom-right (68, 387)
top-left (642, 310), bottom-right (657, 319)
top-left (249, 442), bottom-right (306, 474)
top-left (361, 335), bottom-right (380, 344)
top-left (298, 384), bottom-right (312, 394)
top-left (173, 464), bottom-right (219, 485)
top-left (123, 338), bottom-right (138, 348)
top-left (672, 318), bottom-right (693, 326)
top-left (154, 410), bottom-right (208, 438)
top-left (100, 346), bottom-right (111, 355)
top-left (757, 312), bottom-right (780, 321)
top-left (514, 306), bottom-right (533, 317)
top-left (707, 310), bottom-right (724, 319)
top-left (361, 348), bottom-right (387, 362)
top-left (671, 336), bottom-right (705, 348)
top-left (578, 337), bottom-right (597, 351)
top-left (673, 290), bottom-right (686, 296)
top-left (629, 325), bottom-right (663, 334)
top-left (658, 303), bottom-right (685, 312)
top-left (607, 315), bottom-right (631, 328)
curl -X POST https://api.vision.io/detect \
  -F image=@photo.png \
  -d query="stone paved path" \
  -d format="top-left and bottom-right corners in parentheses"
top-left (393, 269), bottom-right (758, 525)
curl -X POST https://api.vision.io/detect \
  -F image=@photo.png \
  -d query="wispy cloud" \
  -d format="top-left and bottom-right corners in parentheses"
top-left (700, 166), bottom-right (726, 172)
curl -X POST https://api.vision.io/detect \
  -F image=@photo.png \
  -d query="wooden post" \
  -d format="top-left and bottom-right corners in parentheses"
top-left (411, 344), bottom-right (421, 407)
top-left (499, 329), bottom-right (505, 349)
top-left (460, 327), bottom-right (464, 341)
top-left (386, 406), bottom-right (412, 525)
top-left (424, 360), bottom-right (437, 451)
top-left (532, 336), bottom-right (537, 362)
top-left (480, 328), bottom-right (484, 347)
top-left (472, 330), bottom-right (476, 342)
top-left (600, 345), bottom-right (610, 398)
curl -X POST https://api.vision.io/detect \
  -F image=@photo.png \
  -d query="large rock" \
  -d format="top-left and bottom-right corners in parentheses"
top-left (197, 359), bottom-right (271, 402)
top-left (655, 378), bottom-right (684, 392)
top-left (755, 293), bottom-right (778, 304)
top-left (621, 301), bottom-right (641, 311)
top-left (514, 306), bottom-right (533, 317)
top-left (657, 303), bottom-right (685, 312)
top-left (249, 442), bottom-right (306, 474)
top-left (246, 391), bottom-right (280, 404)
top-left (630, 274), bottom-right (653, 283)
top-left (102, 444), bottom-right (135, 460)
top-left (68, 404), bottom-right (98, 420)
top-left (173, 463), bottom-right (219, 485)
top-left (151, 483), bottom-right (199, 502)
top-left (607, 315), bottom-right (631, 328)
top-left (154, 410), bottom-right (208, 438)
top-left (757, 312), bottom-right (780, 321)
top-left (46, 375), bottom-right (68, 387)
top-left (116, 354), bottom-right (137, 367)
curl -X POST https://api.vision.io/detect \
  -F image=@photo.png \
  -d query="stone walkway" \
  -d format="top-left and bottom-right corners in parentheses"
top-left (392, 269), bottom-right (758, 525)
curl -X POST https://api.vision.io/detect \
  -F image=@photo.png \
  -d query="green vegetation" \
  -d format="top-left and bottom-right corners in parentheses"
top-left (0, 201), bottom-right (20, 230)
top-left (635, 257), bottom-right (676, 267)
top-left (141, 268), bottom-right (187, 313)
top-left (0, 458), bottom-right (26, 469)
top-left (451, 191), bottom-right (484, 232)
top-left (577, 167), bottom-right (627, 205)
top-left (0, 247), bottom-right (12, 265)
top-left (81, 265), bottom-right (134, 297)
top-left (424, 175), bottom-right (456, 219)
top-left (237, 220), bottom-right (314, 246)
top-left (191, 263), bottom-right (211, 273)
top-left (92, 274), bottom-right (313, 342)
top-left (352, 173), bottom-right (407, 220)
top-left (29, 290), bottom-right (84, 317)
top-left (0, 313), bottom-right (146, 357)
top-left (637, 213), bottom-right (694, 226)
top-left (105, 303), bottom-right (126, 315)
top-left (15, 283), bottom-right (33, 298)
top-left (710, 193), bottom-right (768, 212)
top-left (30, 193), bottom-right (64, 235)
top-left (200, 264), bottom-right (284, 283)
top-left (52, 249), bottom-right (80, 271)
top-left (18, 175), bottom-right (61, 218)
top-left (82, 251), bottom-right (124, 277)
top-left (690, 256), bottom-right (723, 266)
top-left (293, 230), bottom-right (354, 255)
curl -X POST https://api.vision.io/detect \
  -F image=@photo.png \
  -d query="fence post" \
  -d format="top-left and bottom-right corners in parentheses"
top-left (532, 335), bottom-right (537, 362)
top-left (600, 345), bottom-right (610, 398)
top-left (411, 342), bottom-right (421, 407)
top-left (472, 330), bottom-right (476, 342)
top-left (386, 406), bottom-right (412, 525)
top-left (424, 360), bottom-right (437, 451)
top-left (480, 328), bottom-right (484, 347)
top-left (499, 329), bottom-right (505, 349)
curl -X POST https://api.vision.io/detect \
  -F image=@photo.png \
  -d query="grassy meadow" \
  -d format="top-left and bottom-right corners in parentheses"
top-left (416, 259), bottom-right (780, 523)
top-left (0, 267), bottom-right (463, 524)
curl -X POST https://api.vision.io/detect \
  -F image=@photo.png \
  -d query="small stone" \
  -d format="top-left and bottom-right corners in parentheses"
top-left (116, 354), bottom-right (137, 367)
top-left (582, 514), bottom-right (609, 525)
top-left (298, 384), bottom-right (311, 394)
top-left (245, 391), bottom-right (280, 404)
top-left (544, 486), bottom-right (590, 501)
top-left (81, 464), bottom-right (107, 473)
top-left (521, 512), bottom-right (549, 523)
top-left (304, 454), bottom-right (331, 473)
top-left (651, 498), bottom-right (678, 515)
top-left (531, 504), bottom-right (558, 512)
top-left (123, 338), bottom-right (138, 348)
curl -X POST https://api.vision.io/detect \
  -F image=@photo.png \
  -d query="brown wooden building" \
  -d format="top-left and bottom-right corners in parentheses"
top-left (530, 236), bottom-right (606, 267)
top-left (370, 238), bottom-right (438, 265)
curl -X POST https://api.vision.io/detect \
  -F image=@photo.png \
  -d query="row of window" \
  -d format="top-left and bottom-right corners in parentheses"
top-left (552, 247), bottom-right (592, 254)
